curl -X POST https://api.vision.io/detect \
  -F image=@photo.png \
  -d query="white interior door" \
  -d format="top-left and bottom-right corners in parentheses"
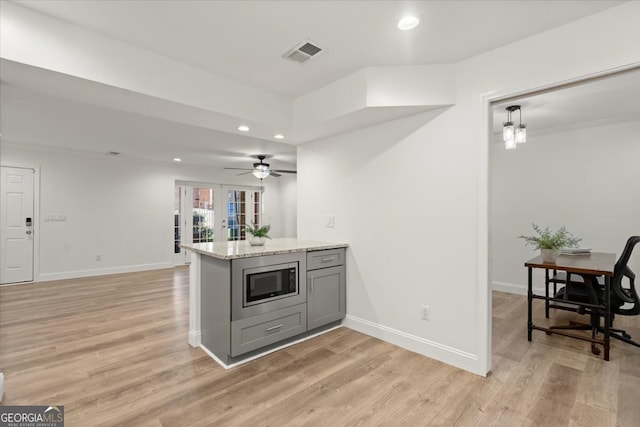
top-left (1, 166), bottom-right (35, 284)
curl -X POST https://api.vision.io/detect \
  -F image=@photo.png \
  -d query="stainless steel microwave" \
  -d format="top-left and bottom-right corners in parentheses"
top-left (231, 252), bottom-right (307, 321)
top-left (244, 262), bottom-right (298, 306)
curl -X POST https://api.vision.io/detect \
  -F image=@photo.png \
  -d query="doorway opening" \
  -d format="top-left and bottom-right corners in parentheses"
top-left (487, 66), bottom-right (640, 372)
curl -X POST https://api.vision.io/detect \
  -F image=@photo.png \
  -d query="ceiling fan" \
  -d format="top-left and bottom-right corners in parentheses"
top-left (224, 155), bottom-right (297, 179)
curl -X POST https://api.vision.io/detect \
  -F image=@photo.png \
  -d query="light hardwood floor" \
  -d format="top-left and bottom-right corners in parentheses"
top-left (1, 267), bottom-right (639, 426)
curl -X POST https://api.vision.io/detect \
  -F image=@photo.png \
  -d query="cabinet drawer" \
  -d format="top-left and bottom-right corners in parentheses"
top-left (307, 249), bottom-right (345, 270)
top-left (230, 304), bottom-right (307, 356)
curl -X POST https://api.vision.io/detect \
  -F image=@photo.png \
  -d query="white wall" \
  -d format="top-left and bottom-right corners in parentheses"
top-left (275, 174), bottom-right (297, 238)
top-left (491, 120), bottom-right (640, 293)
top-left (262, 172), bottom-right (297, 238)
top-left (0, 144), bottom-right (297, 280)
top-left (297, 2), bottom-right (640, 375)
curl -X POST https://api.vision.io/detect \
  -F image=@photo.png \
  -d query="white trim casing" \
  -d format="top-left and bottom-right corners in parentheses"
top-left (477, 92), bottom-right (492, 376)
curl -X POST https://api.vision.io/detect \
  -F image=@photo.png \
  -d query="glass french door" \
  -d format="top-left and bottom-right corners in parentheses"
top-left (174, 182), bottom-right (263, 264)
top-left (225, 187), bottom-right (262, 241)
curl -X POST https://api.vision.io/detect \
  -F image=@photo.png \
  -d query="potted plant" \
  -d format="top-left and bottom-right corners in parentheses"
top-left (519, 223), bottom-right (581, 263)
top-left (245, 223), bottom-right (271, 246)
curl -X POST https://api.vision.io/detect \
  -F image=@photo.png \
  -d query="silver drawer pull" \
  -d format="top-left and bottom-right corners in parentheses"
top-left (321, 257), bottom-right (334, 262)
top-left (266, 324), bottom-right (283, 332)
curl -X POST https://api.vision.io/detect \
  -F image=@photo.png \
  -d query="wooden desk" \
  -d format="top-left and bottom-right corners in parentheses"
top-left (525, 252), bottom-right (616, 360)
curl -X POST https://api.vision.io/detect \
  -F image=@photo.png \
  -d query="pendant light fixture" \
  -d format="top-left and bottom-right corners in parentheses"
top-left (503, 105), bottom-right (526, 149)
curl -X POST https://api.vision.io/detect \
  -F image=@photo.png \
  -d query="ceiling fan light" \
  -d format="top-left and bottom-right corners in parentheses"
top-left (505, 136), bottom-right (516, 150)
top-left (252, 170), bottom-right (270, 179)
top-left (515, 124), bottom-right (527, 143)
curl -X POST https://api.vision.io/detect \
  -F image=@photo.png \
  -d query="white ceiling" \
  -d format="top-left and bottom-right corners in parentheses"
top-left (13, 0), bottom-right (624, 98)
top-left (1, 0), bottom-right (632, 168)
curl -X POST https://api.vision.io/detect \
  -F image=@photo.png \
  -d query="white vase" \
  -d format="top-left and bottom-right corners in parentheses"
top-left (248, 236), bottom-right (266, 246)
top-left (540, 248), bottom-right (558, 263)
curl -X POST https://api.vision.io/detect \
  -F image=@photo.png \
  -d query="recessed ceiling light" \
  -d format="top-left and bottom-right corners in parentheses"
top-left (173, 158), bottom-right (182, 162)
top-left (238, 125), bottom-right (250, 132)
top-left (274, 134), bottom-right (285, 140)
top-left (397, 16), bottom-right (420, 31)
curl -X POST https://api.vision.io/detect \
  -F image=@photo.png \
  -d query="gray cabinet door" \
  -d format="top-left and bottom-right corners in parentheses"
top-left (307, 265), bottom-right (346, 330)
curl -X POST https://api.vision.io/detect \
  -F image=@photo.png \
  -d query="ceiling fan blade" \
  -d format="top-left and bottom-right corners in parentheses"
top-left (224, 167), bottom-right (253, 171)
top-left (272, 169), bottom-right (297, 174)
top-left (236, 171), bottom-right (253, 176)
top-left (269, 171), bottom-right (282, 177)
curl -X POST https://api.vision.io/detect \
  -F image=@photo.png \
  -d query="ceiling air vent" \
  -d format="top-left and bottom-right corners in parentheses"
top-left (283, 39), bottom-right (324, 64)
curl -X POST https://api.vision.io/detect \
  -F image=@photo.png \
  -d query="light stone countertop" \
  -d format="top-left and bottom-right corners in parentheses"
top-left (181, 237), bottom-right (348, 260)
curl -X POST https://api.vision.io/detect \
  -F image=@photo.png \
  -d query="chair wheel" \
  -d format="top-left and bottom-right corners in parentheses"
top-left (623, 332), bottom-right (631, 339)
top-left (591, 344), bottom-right (601, 355)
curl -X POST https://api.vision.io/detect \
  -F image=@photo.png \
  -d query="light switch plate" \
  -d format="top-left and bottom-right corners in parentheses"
top-left (324, 215), bottom-right (335, 228)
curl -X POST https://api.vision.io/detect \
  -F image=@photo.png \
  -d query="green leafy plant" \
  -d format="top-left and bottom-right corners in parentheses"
top-left (245, 223), bottom-right (271, 239)
top-left (519, 223), bottom-right (581, 251)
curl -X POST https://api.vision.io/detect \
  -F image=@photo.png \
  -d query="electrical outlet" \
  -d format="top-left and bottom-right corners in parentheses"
top-left (421, 305), bottom-right (430, 321)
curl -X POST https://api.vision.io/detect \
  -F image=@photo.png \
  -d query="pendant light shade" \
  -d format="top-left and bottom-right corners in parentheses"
top-left (505, 134), bottom-right (517, 150)
top-left (503, 121), bottom-right (514, 142)
top-left (503, 105), bottom-right (527, 149)
top-left (515, 124), bottom-right (527, 144)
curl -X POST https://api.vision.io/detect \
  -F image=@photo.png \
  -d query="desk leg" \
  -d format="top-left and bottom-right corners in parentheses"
top-left (545, 268), bottom-right (550, 318)
top-left (528, 267), bottom-right (533, 341)
top-left (604, 275), bottom-right (611, 361)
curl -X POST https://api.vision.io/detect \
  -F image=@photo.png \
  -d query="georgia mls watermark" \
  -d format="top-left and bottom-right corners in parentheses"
top-left (0, 405), bottom-right (64, 427)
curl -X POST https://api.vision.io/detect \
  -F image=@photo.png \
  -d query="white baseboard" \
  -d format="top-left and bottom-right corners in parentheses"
top-left (188, 330), bottom-right (202, 348)
top-left (343, 315), bottom-right (483, 375)
top-left (36, 262), bottom-right (174, 282)
top-left (492, 281), bottom-right (545, 295)
top-left (201, 325), bottom-right (343, 370)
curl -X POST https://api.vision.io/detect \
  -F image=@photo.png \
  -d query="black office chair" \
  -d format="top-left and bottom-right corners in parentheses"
top-left (550, 236), bottom-right (640, 353)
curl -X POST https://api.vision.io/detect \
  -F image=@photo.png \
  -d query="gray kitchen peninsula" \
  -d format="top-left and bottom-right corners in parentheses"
top-left (183, 238), bottom-right (347, 367)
